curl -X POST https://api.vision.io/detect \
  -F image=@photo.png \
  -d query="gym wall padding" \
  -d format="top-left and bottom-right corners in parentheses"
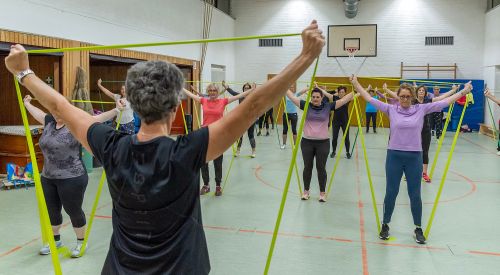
top-left (402, 79), bottom-right (485, 131)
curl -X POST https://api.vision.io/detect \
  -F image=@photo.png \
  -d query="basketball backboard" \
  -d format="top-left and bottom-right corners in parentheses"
top-left (327, 24), bottom-right (377, 57)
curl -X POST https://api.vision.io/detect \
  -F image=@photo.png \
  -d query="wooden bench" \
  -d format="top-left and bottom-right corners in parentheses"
top-left (479, 123), bottom-right (498, 139)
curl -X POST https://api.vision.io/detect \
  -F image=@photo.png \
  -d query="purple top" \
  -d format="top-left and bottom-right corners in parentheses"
top-left (369, 98), bottom-right (450, 151)
top-left (300, 100), bottom-right (336, 140)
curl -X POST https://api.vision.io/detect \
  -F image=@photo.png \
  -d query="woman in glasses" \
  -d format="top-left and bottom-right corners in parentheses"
top-left (350, 76), bottom-right (472, 245)
top-left (184, 84), bottom-right (250, 196)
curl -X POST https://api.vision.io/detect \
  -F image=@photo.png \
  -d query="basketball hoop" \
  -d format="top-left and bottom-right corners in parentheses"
top-left (346, 47), bottom-right (358, 60)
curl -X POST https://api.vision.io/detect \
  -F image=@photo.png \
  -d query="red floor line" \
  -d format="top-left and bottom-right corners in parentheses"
top-left (468, 250), bottom-right (500, 256)
top-left (0, 222), bottom-right (71, 258)
top-left (355, 146), bottom-right (370, 275)
top-left (254, 165), bottom-right (300, 196)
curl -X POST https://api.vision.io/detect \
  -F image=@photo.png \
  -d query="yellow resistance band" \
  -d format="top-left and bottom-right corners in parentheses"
top-left (179, 104), bottom-right (189, 134)
top-left (358, 76), bottom-right (462, 86)
top-left (264, 58), bottom-right (319, 274)
top-left (79, 111), bottom-right (123, 257)
top-left (425, 98), bottom-right (469, 239)
top-left (429, 103), bottom-right (455, 179)
top-left (325, 95), bottom-right (356, 199)
top-left (27, 33), bottom-right (301, 54)
top-left (14, 79), bottom-right (62, 274)
top-left (353, 95), bottom-right (381, 232)
top-left (281, 97), bottom-right (303, 196)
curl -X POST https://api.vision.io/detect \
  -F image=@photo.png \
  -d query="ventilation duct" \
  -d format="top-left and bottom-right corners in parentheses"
top-left (344, 0), bottom-right (359, 19)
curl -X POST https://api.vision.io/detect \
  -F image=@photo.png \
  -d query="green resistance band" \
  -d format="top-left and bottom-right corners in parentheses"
top-left (282, 97), bottom-right (303, 196)
top-left (14, 78), bottom-right (63, 274)
top-left (27, 33), bottom-right (301, 54)
top-left (425, 98), bottom-right (469, 239)
top-left (429, 103), bottom-right (455, 179)
top-left (264, 58), bottom-right (319, 274)
top-left (326, 96), bottom-right (356, 199)
top-left (79, 111), bottom-right (123, 257)
top-left (353, 96), bottom-right (381, 233)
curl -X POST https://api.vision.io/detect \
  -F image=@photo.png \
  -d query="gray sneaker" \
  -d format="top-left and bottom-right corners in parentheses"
top-left (39, 240), bottom-right (63, 255)
top-left (71, 240), bottom-right (85, 258)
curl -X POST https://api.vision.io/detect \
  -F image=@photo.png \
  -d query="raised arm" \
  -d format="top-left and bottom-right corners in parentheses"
top-left (6, 45), bottom-right (98, 152)
top-left (183, 88), bottom-right (201, 103)
top-left (350, 75), bottom-right (372, 102)
top-left (207, 20), bottom-right (324, 161)
top-left (92, 99), bottom-right (123, 122)
top-left (445, 82), bottom-right (472, 104)
top-left (222, 81), bottom-right (239, 97)
top-left (286, 90), bottom-right (301, 107)
top-left (333, 91), bottom-right (355, 109)
top-left (432, 84), bottom-right (460, 102)
top-left (383, 83), bottom-right (399, 100)
top-left (297, 87), bottom-right (309, 97)
top-left (23, 95), bottom-right (46, 125)
top-left (227, 88), bottom-right (252, 104)
top-left (315, 82), bottom-right (333, 101)
top-left (97, 79), bottom-right (118, 100)
top-left (485, 88), bottom-right (500, 105)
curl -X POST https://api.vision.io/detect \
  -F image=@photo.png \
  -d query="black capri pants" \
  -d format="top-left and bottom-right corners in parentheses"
top-left (282, 113), bottom-right (298, 135)
top-left (41, 173), bottom-right (88, 228)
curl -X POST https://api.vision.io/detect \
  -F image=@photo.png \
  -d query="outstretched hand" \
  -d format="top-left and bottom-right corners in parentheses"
top-left (300, 20), bottom-right (325, 60)
top-left (484, 88), bottom-right (492, 97)
top-left (23, 95), bottom-right (33, 105)
top-left (5, 44), bottom-right (30, 75)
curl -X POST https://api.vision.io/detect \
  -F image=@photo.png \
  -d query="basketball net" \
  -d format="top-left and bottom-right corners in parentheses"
top-left (334, 47), bottom-right (367, 77)
top-left (346, 47), bottom-right (358, 60)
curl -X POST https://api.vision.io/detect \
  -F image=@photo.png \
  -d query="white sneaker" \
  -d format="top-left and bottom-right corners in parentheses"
top-left (280, 144), bottom-right (286, 150)
top-left (319, 192), bottom-right (327, 202)
top-left (251, 151), bottom-right (256, 158)
top-left (39, 240), bottom-right (63, 255)
top-left (235, 150), bottom-right (240, 157)
top-left (301, 190), bottom-right (310, 200)
top-left (70, 240), bottom-right (85, 258)
top-left (497, 151), bottom-right (500, 156)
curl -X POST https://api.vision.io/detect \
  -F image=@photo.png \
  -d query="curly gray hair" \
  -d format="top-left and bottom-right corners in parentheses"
top-left (125, 61), bottom-right (184, 124)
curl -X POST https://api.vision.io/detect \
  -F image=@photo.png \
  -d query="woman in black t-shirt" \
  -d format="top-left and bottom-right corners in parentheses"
top-left (6, 21), bottom-right (325, 274)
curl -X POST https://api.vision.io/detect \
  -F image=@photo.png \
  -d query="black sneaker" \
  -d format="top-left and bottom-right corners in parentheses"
top-left (414, 227), bottom-right (426, 244)
top-left (265, 131), bottom-right (270, 136)
top-left (379, 223), bottom-right (390, 240)
top-left (257, 131), bottom-right (262, 136)
top-left (330, 152), bottom-right (336, 158)
top-left (346, 152), bottom-right (352, 159)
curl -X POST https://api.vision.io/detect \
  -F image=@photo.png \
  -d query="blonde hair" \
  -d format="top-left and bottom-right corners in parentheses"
top-left (397, 83), bottom-right (416, 99)
top-left (206, 83), bottom-right (219, 93)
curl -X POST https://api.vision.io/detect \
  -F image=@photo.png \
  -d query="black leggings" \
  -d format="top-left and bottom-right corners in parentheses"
top-left (258, 108), bottom-right (274, 130)
top-left (331, 119), bottom-right (350, 154)
top-left (301, 138), bottom-right (330, 192)
top-left (41, 174), bottom-right (88, 228)
top-left (366, 112), bottom-right (377, 131)
top-left (201, 154), bottom-right (223, 186)
top-left (421, 130), bottom-right (431, 164)
top-left (237, 123), bottom-right (256, 149)
top-left (282, 113), bottom-right (298, 135)
top-left (431, 112), bottom-right (444, 138)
